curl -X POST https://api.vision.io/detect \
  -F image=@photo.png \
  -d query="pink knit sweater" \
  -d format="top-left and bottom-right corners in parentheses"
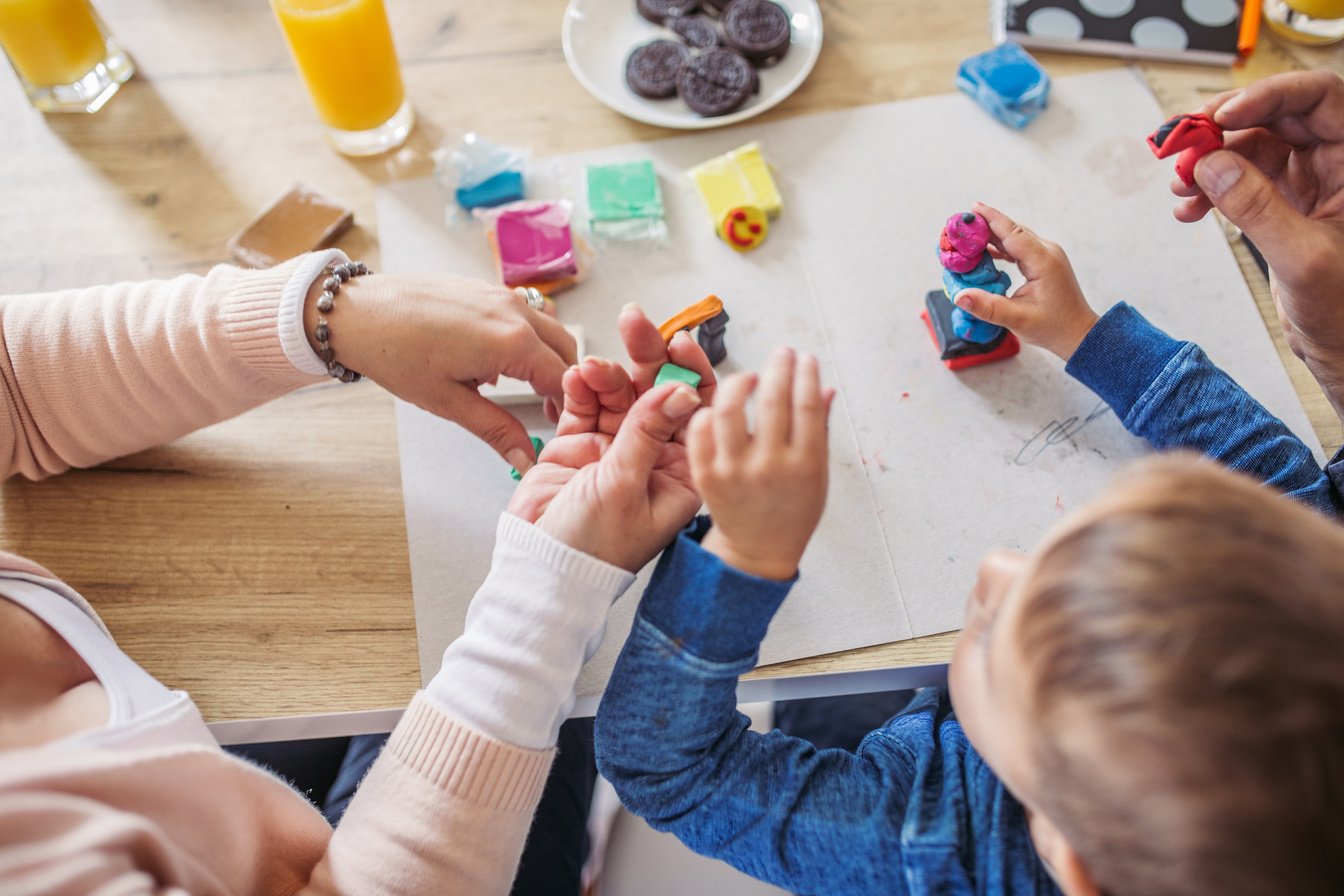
top-left (0, 258), bottom-right (567, 894)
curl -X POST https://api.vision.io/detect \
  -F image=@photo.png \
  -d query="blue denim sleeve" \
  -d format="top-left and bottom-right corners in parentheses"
top-left (1065, 303), bottom-right (1340, 515)
top-left (595, 520), bottom-right (1053, 894)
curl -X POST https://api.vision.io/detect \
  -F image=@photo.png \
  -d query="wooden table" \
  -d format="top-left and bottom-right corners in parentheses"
top-left (2, 0), bottom-right (1341, 738)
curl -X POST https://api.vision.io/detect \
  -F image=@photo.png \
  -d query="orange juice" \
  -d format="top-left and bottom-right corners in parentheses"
top-left (272, 0), bottom-right (404, 133)
top-left (0, 0), bottom-right (106, 87)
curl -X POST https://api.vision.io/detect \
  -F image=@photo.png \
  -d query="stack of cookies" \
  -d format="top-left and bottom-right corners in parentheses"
top-left (624, 0), bottom-right (792, 118)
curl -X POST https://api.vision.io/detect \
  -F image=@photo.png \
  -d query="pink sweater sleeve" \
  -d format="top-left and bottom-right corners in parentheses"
top-left (0, 257), bottom-right (326, 481)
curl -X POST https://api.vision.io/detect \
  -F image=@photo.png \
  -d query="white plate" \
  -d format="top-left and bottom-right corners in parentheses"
top-left (562, 0), bottom-right (823, 130)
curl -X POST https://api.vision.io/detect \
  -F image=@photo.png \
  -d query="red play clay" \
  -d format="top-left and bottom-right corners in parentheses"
top-left (1147, 113), bottom-right (1224, 188)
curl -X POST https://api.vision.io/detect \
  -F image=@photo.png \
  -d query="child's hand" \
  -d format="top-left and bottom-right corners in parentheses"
top-left (689, 348), bottom-right (833, 580)
top-left (508, 361), bottom-right (702, 572)
top-left (951, 203), bottom-right (1100, 362)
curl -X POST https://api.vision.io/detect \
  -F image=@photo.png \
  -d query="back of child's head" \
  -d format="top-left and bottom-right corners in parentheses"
top-left (1017, 454), bottom-right (1344, 895)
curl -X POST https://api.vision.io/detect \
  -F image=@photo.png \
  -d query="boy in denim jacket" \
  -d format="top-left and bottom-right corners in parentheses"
top-left (594, 204), bottom-right (1344, 894)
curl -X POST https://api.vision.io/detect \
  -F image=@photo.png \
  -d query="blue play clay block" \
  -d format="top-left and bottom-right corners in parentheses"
top-left (956, 43), bottom-right (1050, 130)
top-left (456, 170), bottom-right (525, 210)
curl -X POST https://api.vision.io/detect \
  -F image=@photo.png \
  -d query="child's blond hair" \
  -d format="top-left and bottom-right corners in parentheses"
top-left (1019, 455), bottom-right (1344, 895)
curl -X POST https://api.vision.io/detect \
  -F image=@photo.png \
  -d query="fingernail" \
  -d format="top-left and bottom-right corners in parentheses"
top-left (663, 385), bottom-right (701, 418)
top-left (954, 294), bottom-right (972, 309)
top-left (621, 302), bottom-right (643, 313)
top-left (506, 448), bottom-right (534, 474)
top-left (671, 330), bottom-right (692, 344)
top-left (1195, 152), bottom-right (1241, 197)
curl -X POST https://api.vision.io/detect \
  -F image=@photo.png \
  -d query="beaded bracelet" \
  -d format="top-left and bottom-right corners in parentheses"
top-left (312, 260), bottom-right (368, 383)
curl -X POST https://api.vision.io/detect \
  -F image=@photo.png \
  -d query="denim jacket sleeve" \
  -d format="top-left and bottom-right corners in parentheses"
top-left (594, 519), bottom-right (1054, 895)
top-left (1065, 303), bottom-right (1340, 516)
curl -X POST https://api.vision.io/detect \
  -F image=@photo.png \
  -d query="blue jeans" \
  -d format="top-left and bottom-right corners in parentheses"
top-left (227, 717), bottom-right (596, 896)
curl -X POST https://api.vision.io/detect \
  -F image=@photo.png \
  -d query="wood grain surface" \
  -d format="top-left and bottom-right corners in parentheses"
top-left (1, 0), bottom-right (1339, 722)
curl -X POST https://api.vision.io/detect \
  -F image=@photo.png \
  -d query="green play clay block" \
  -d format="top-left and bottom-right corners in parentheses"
top-left (654, 363), bottom-right (702, 389)
top-left (510, 436), bottom-right (546, 481)
top-left (586, 160), bottom-right (663, 223)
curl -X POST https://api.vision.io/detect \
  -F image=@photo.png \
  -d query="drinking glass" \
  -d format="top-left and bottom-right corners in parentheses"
top-left (271, 0), bottom-right (414, 156)
top-left (0, 0), bottom-right (134, 113)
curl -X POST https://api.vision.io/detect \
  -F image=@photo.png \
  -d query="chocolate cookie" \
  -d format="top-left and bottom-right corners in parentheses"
top-left (625, 39), bottom-right (690, 99)
top-left (670, 14), bottom-right (720, 49)
top-left (722, 0), bottom-right (790, 65)
top-left (677, 47), bottom-right (756, 117)
top-left (636, 0), bottom-right (699, 25)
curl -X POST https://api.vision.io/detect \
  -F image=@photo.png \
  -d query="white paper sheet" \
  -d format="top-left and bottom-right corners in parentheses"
top-left (382, 68), bottom-right (1322, 697)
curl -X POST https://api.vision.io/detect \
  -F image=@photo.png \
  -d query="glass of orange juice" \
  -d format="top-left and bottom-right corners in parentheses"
top-left (271, 0), bottom-right (414, 156)
top-left (1265, 0), bottom-right (1344, 44)
top-left (0, 0), bottom-right (134, 113)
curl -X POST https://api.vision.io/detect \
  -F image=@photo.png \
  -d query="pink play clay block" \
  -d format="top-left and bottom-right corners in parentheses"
top-left (938, 211), bottom-right (992, 274)
top-left (495, 202), bottom-right (578, 288)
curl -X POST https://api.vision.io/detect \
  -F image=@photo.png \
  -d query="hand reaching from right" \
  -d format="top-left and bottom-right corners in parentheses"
top-left (951, 203), bottom-right (1100, 362)
top-left (689, 348), bottom-right (833, 581)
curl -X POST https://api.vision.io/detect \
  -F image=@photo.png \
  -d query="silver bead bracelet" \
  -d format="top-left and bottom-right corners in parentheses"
top-left (313, 260), bottom-right (368, 383)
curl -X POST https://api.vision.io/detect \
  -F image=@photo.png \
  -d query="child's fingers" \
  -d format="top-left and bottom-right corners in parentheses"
top-left (557, 365), bottom-right (600, 436)
top-left (758, 347), bottom-right (797, 447)
top-left (793, 353), bottom-right (828, 456)
top-left (713, 371), bottom-right (758, 456)
top-left (667, 330), bottom-right (719, 404)
top-left (687, 407), bottom-right (716, 479)
top-left (970, 202), bottom-right (1056, 281)
top-left (579, 356), bottom-right (638, 419)
top-left (955, 288), bottom-right (1028, 332)
top-left (617, 304), bottom-right (674, 390)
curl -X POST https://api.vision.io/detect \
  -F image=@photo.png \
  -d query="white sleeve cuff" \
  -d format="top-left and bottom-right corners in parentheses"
top-left (277, 248), bottom-right (348, 376)
top-left (425, 513), bottom-right (636, 750)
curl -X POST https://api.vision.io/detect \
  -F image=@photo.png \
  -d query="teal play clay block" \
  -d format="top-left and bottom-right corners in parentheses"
top-left (654, 363), bottom-right (702, 389)
top-left (510, 436), bottom-right (546, 481)
top-left (587, 160), bottom-right (663, 221)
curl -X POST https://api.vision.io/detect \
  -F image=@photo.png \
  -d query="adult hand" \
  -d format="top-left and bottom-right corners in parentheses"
top-left (308, 274), bottom-right (577, 474)
top-left (507, 361), bottom-right (702, 573)
top-left (551, 303), bottom-right (718, 443)
top-left (1170, 71), bottom-right (1344, 413)
top-left (953, 203), bottom-right (1100, 362)
top-left (691, 348), bottom-right (834, 581)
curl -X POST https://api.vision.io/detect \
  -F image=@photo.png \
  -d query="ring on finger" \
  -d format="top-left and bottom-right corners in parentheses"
top-left (514, 286), bottom-right (548, 312)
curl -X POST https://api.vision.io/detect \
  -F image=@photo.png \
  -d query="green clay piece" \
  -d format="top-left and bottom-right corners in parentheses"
top-left (510, 435), bottom-right (546, 481)
top-left (586, 160), bottom-right (664, 223)
top-left (654, 363), bottom-right (702, 389)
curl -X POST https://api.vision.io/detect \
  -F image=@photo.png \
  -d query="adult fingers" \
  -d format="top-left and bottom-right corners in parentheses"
top-left (495, 324), bottom-right (571, 408)
top-left (527, 306), bottom-right (580, 367)
top-left (667, 330), bottom-right (719, 404)
top-left (758, 347), bottom-right (796, 447)
top-left (1211, 70), bottom-right (1344, 144)
top-left (970, 203), bottom-right (1057, 281)
top-left (713, 371), bottom-right (758, 456)
top-left (605, 383), bottom-right (702, 482)
top-left (1173, 194), bottom-right (1214, 224)
top-left (793, 353), bottom-right (829, 456)
top-left (1193, 150), bottom-right (1321, 267)
top-left (954, 288), bottom-right (1028, 331)
top-left (446, 386), bottom-right (540, 473)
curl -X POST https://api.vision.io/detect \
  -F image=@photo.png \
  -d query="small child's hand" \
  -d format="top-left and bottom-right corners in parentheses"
top-left (509, 362), bottom-right (702, 573)
top-left (952, 203), bottom-right (1100, 362)
top-left (689, 348), bottom-right (833, 581)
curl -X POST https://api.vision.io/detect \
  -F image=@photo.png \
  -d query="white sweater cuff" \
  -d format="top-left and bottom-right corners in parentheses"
top-left (425, 513), bottom-right (635, 750)
top-left (277, 248), bottom-right (348, 376)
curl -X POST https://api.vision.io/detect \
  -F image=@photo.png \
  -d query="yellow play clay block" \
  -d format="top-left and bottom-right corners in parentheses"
top-left (688, 141), bottom-right (782, 231)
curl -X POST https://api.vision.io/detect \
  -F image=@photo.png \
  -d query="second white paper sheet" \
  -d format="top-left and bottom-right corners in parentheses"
top-left (384, 68), bottom-right (1321, 701)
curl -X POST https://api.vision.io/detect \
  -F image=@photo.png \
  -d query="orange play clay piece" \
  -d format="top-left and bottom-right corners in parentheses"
top-left (657, 294), bottom-right (724, 343)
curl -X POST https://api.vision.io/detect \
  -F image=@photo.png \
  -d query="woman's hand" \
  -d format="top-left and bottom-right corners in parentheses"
top-left (308, 273), bottom-right (577, 474)
top-left (951, 203), bottom-right (1100, 363)
top-left (508, 361), bottom-right (702, 573)
top-left (1169, 71), bottom-right (1344, 416)
top-left (690, 348), bottom-right (833, 581)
